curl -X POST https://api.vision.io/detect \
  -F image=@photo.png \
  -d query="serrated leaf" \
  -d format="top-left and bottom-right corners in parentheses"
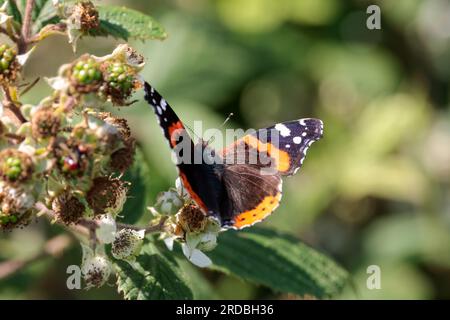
top-left (118, 148), bottom-right (150, 224)
top-left (93, 5), bottom-right (167, 41)
top-left (113, 240), bottom-right (193, 300)
top-left (176, 258), bottom-right (221, 299)
top-left (209, 228), bottom-right (349, 298)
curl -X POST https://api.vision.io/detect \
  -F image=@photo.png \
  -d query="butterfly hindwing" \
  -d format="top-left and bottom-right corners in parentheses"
top-left (220, 164), bottom-right (282, 229)
top-left (222, 118), bottom-right (323, 176)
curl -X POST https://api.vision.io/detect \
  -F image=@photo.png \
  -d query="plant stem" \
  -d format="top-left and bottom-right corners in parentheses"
top-left (18, 0), bottom-right (35, 54)
top-left (3, 133), bottom-right (25, 142)
top-left (117, 216), bottom-right (168, 233)
top-left (1, 84), bottom-right (27, 123)
top-left (36, 202), bottom-right (168, 245)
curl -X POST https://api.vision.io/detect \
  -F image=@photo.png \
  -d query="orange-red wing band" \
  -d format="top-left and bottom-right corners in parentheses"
top-left (232, 193), bottom-right (281, 229)
top-left (179, 172), bottom-right (208, 212)
top-left (223, 135), bottom-right (291, 173)
top-left (168, 121), bottom-right (185, 148)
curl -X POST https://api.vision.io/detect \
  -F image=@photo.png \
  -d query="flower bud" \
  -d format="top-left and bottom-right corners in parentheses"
top-left (96, 214), bottom-right (117, 244)
top-left (196, 232), bottom-right (218, 252)
top-left (111, 228), bottom-right (145, 261)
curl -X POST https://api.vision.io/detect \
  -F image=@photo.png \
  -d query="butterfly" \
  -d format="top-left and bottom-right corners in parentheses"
top-left (144, 82), bottom-right (323, 230)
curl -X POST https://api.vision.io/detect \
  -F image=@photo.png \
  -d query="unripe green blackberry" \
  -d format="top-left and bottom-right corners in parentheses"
top-left (100, 61), bottom-right (136, 105)
top-left (0, 44), bottom-right (19, 83)
top-left (71, 58), bottom-right (102, 87)
top-left (107, 62), bottom-right (133, 91)
top-left (0, 149), bottom-right (33, 183)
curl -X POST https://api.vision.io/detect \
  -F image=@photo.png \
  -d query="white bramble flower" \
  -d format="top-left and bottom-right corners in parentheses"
top-left (111, 228), bottom-right (145, 262)
top-left (155, 190), bottom-right (183, 215)
top-left (181, 218), bottom-right (220, 268)
top-left (45, 75), bottom-right (70, 92)
top-left (96, 214), bottom-right (117, 244)
top-left (181, 243), bottom-right (212, 268)
top-left (176, 205), bottom-right (221, 268)
top-left (81, 244), bottom-right (112, 289)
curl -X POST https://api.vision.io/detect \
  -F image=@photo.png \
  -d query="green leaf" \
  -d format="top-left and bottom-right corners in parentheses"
top-left (35, 15), bottom-right (60, 30)
top-left (113, 240), bottom-right (193, 300)
top-left (32, 0), bottom-right (50, 21)
top-left (92, 5), bottom-right (167, 41)
top-left (209, 227), bottom-right (349, 298)
top-left (176, 258), bottom-right (221, 299)
top-left (118, 147), bottom-right (150, 224)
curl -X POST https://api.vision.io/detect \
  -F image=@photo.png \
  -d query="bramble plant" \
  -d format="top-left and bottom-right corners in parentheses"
top-left (0, 0), bottom-right (348, 299)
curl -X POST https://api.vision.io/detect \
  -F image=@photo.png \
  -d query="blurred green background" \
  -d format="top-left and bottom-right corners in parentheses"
top-left (1, 0), bottom-right (450, 299)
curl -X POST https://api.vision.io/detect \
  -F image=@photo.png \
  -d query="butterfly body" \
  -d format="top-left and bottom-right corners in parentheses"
top-left (144, 82), bottom-right (323, 229)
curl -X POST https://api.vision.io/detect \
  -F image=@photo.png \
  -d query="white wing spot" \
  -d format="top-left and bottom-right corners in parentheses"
top-left (285, 144), bottom-right (290, 148)
top-left (160, 99), bottom-right (167, 111)
top-left (156, 106), bottom-right (163, 115)
top-left (275, 123), bottom-right (291, 137)
top-left (152, 98), bottom-right (156, 104)
top-left (164, 117), bottom-right (168, 122)
top-left (302, 132), bottom-right (307, 137)
top-left (299, 119), bottom-right (307, 125)
top-left (293, 136), bottom-right (302, 144)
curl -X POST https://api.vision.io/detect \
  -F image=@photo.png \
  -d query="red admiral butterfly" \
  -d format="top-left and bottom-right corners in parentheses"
top-left (144, 82), bottom-right (323, 230)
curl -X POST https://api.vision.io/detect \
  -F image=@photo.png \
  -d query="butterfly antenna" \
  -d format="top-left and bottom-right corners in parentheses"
top-left (205, 113), bottom-right (234, 147)
top-left (221, 112), bottom-right (234, 127)
top-left (183, 123), bottom-right (203, 143)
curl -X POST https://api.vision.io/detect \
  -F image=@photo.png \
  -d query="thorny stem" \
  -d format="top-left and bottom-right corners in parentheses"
top-left (117, 216), bottom-right (169, 233)
top-left (18, 0), bottom-right (35, 54)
